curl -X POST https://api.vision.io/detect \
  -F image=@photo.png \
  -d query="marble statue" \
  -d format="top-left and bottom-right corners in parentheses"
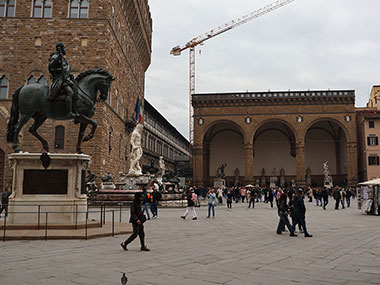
top-left (279, 167), bottom-right (285, 187)
top-left (234, 168), bottom-right (240, 185)
top-left (306, 167), bottom-right (312, 186)
top-left (261, 168), bottom-right (266, 187)
top-left (323, 161), bottom-right (333, 188)
top-left (156, 156), bottom-right (166, 184)
top-left (127, 123), bottom-right (144, 176)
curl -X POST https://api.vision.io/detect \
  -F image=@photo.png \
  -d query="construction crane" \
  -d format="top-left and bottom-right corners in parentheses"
top-left (170, 0), bottom-right (296, 150)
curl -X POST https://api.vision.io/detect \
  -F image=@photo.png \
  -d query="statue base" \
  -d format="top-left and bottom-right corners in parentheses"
top-left (8, 153), bottom-right (89, 224)
top-left (213, 178), bottom-right (225, 189)
top-left (123, 175), bottom-right (151, 190)
top-left (270, 177), bottom-right (277, 188)
top-left (100, 181), bottom-right (116, 190)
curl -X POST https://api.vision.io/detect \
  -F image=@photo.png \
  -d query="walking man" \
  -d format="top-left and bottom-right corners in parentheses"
top-left (333, 187), bottom-right (341, 210)
top-left (291, 189), bottom-right (313, 237)
top-left (321, 187), bottom-right (329, 210)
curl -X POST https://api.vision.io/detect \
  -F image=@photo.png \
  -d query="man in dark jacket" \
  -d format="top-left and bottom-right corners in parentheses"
top-left (291, 189), bottom-right (312, 237)
top-left (0, 187), bottom-right (12, 217)
top-left (321, 187), bottom-right (329, 210)
top-left (333, 187), bottom-right (341, 210)
top-left (121, 192), bottom-right (150, 251)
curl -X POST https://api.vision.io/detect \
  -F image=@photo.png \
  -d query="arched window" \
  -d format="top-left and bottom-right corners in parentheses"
top-left (33, 0), bottom-right (52, 18)
top-left (0, 75), bottom-right (8, 99)
top-left (54, 126), bottom-right (65, 149)
top-left (70, 0), bottom-right (88, 18)
top-left (38, 75), bottom-right (47, 85)
top-left (27, 75), bottom-right (36, 85)
top-left (0, 0), bottom-right (16, 17)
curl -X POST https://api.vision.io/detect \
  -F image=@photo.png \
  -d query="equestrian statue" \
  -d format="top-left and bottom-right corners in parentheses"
top-left (7, 42), bottom-right (115, 153)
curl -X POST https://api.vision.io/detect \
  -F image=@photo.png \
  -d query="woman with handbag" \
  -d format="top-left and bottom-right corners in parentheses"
top-left (207, 189), bottom-right (217, 218)
top-left (121, 192), bottom-right (150, 251)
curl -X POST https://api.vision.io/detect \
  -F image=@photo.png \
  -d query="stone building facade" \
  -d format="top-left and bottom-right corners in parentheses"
top-left (357, 108), bottom-right (380, 182)
top-left (192, 90), bottom-right (358, 188)
top-left (0, 0), bottom-right (152, 190)
top-left (141, 99), bottom-right (189, 174)
top-left (367, 85), bottom-right (380, 109)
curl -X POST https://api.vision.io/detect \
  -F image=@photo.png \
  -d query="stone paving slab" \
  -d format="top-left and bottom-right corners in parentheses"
top-left (1, 198), bottom-right (380, 284)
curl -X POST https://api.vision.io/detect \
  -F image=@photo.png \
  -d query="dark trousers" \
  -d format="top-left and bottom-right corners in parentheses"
top-left (0, 204), bottom-right (8, 217)
top-left (242, 196), bottom-right (246, 203)
top-left (227, 199), bottom-right (232, 209)
top-left (292, 216), bottom-right (309, 236)
top-left (335, 199), bottom-right (340, 209)
top-left (323, 197), bottom-right (328, 209)
top-left (150, 201), bottom-right (158, 217)
top-left (248, 198), bottom-right (255, 208)
top-left (269, 200), bottom-right (273, 208)
top-left (276, 212), bottom-right (294, 234)
top-left (124, 222), bottom-right (145, 247)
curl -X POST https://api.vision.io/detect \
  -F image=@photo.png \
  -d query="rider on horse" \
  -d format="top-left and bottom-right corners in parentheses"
top-left (48, 42), bottom-right (79, 118)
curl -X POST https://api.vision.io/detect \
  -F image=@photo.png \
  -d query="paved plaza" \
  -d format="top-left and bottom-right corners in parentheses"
top-left (1, 199), bottom-right (380, 285)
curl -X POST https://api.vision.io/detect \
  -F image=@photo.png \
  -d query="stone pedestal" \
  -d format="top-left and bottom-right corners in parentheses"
top-left (8, 153), bottom-right (89, 224)
top-left (214, 178), bottom-right (225, 188)
top-left (270, 177), bottom-right (277, 188)
top-left (123, 175), bottom-right (150, 190)
top-left (101, 181), bottom-right (116, 190)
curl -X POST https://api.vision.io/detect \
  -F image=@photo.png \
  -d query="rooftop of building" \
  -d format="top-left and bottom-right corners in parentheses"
top-left (356, 107), bottom-right (380, 118)
top-left (192, 89), bottom-right (355, 106)
top-left (144, 99), bottom-right (189, 146)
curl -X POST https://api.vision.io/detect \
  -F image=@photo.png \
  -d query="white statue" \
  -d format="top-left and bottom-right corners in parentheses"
top-left (322, 161), bottom-right (333, 188)
top-left (157, 156), bottom-right (166, 181)
top-left (127, 124), bottom-right (144, 176)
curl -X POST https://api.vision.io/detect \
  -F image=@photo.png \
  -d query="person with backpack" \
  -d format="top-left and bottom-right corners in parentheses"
top-left (121, 192), bottom-right (150, 251)
top-left (181, 189), bottom-right (197, 220)
top-left (142, 188), bottom-right (152, 220)
top-left (150, 186), bottom-right (162, 219)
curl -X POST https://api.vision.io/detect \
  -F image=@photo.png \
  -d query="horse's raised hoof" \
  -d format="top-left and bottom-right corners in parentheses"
top-left (83, 134), bottom-right (94, 142)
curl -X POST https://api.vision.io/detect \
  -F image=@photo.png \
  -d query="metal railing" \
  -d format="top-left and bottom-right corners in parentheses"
top-left (1, 203), bottom-right (129, 242)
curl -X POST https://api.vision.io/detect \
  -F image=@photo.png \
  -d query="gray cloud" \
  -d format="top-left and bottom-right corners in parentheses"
top-left (145, 0), bottom-right (380, 138)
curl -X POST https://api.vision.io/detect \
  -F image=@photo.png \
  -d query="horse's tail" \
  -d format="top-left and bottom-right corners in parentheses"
top-left (6, 86), bottom-right (22, 143)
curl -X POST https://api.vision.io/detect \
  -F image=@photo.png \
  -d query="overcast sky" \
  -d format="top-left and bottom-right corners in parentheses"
top-left (144, 0), bottom-right (380, 139)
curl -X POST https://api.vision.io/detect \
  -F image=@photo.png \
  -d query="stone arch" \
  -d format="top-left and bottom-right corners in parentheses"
top-left (304, 119), bottom-right (348, 186)
top-left (251, 118), bottom-right (300, 143)
top-left (252, 119), bottom-right (298, 182)
top-left (303, 117), bottom-right (350, 142)
top-left (202, 119), bottom-right (248, 145)
top-left (202, 120), bottom-right (246, 187)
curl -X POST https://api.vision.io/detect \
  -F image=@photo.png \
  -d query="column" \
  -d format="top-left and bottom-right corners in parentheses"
top-left (192, 144), bottom-right (204, 188)
top-left (203, 143), bottom-right (210, 187)
top-left (346, 142), bottom-right (358, 186)
top-left (244, 143), bottom-right (254, 184)
top-left (296, 141), bottom-right (306, 187)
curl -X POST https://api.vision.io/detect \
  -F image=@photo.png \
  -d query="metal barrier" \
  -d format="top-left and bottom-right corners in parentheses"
top-left (1, 203), bottom-right (123, 242)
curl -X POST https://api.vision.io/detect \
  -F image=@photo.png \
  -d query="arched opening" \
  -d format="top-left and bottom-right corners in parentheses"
top-left (305, 120), bottom-right (347, 186)
top-left (253, 121), bottom-right (296, 187)
top-left (0, 148), bottom-right (4, 191)
top-left (203, 122), bottom-right (245, 187)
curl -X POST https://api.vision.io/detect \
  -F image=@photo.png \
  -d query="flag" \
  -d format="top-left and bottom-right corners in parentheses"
top-left (134, 97), bottom-right (140, 121)
top-left (138, 98), bottom-right (143, 122)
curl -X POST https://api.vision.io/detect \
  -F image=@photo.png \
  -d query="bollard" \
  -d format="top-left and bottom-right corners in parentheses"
top-left (100, 204), bottom-right (103, 227)
top-left (45, 213), bottom-right (48, 241)
top-left (37, 205), bottom-right (41, 230)
top-left (112, 210), bottom-right (115, 237)
top-left (85, 211), bottom-right (88, 240)
top-left (3, 215), bottom-right (6, 242)
top-left (75, 205), bottom-right (78, 230)
top-left (119, 203), bottom-right (122, 223)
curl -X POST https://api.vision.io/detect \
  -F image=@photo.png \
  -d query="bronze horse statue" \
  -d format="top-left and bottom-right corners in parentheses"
top-left (7, 68), bottom-right (115, 153)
